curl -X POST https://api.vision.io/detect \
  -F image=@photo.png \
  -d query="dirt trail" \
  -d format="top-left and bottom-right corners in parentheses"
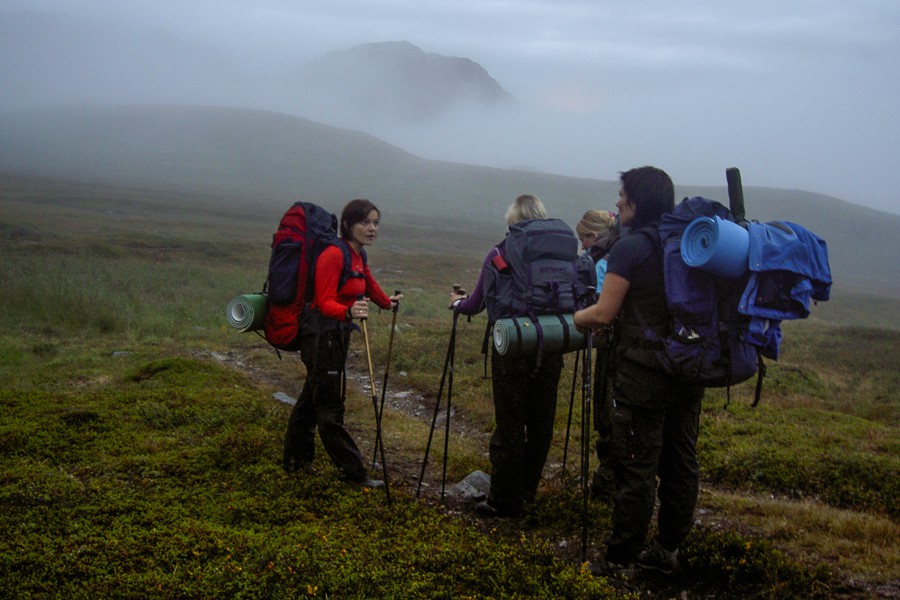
top-left (206, 347), bottom-right (488, 503)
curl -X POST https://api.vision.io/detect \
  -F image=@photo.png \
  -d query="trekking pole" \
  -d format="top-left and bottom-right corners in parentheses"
top-left (439, 314), bottom-right (458, 502)
top-left (561, 348), bottom-right (581, 474)
top-left (358, 296), bottom-right (391, 505)
top-left (480, 321), bottom-right (492, 379)
top-left (580, 329), bottom-right (593, 564)
top-left (372, 290), bottom-right (402, 467)
top-left (416, 311), bottom-right (460, 500)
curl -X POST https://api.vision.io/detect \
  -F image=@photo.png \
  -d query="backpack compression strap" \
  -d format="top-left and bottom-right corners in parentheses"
top-left (752, 351), bottom-right (766, 407)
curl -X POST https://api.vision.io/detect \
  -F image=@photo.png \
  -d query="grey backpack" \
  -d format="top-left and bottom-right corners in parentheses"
top-left (485, 218), bottom-right (596, 323)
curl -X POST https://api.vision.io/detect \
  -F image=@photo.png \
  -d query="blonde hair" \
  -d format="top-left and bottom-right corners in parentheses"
top-left (505, 194), bottom-right (547, 225)
top-left (576, 210), bottom-right (617, 239)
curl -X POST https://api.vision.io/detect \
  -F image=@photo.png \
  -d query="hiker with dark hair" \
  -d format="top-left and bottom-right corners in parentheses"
top-left (575, 209), bottom-right (620, 501)
top-left (448, 194), bottom-right (566, 518)
top-left (574, 166), bottom-right (704, 574)
top-left (283, 198), bottom-right (402, 488)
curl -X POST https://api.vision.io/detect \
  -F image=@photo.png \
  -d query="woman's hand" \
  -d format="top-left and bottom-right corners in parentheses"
top-left (574, 272), bottom-right (630, 329)
top-left (448, 284), bottom-right (467, 310)
top-left (573, 308), bottom-right (600, 334)
top-left (348, 298), bottom-right (369, 320)
top-left (389, 292), bottom-right (404, 309)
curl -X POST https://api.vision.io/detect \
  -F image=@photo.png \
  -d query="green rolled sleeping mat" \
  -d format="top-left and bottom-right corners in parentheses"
top-left (226, 294), bottom-right (268, 332)
top-left (492, 314), bottom-right (586, 356)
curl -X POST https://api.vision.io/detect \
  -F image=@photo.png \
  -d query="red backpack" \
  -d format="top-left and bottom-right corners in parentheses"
top-left (262, 202), bottom-right (363, 351)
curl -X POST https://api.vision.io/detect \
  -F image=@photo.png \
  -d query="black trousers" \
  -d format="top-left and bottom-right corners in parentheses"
top-left (488, 349), bottom-right (564, 515)
top-left (605, 354), bottom-right (704, 563)
top-left (283, 329), bottom-right (368, 483)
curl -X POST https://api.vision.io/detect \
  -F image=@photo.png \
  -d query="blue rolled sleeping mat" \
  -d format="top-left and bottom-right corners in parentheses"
top-left (226, 294), bottom-right (268, 332)
top-left (680, 215), bottom-right (750, 278)
top-left (492, 314), bottom-right (586, 356)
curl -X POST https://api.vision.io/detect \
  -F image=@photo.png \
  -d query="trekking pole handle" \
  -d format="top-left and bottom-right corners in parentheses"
top-left (392, 290), bottom-right (402, 312)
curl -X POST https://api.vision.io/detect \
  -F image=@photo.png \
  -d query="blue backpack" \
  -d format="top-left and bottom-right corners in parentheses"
top-left (634, 197), bottom-right (763, 401)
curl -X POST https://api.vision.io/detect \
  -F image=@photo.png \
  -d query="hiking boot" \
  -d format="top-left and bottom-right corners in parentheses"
top-left (589, 559), bottom-right (635, 579)
top-left (475, 499), bottom-right (522, 519)
top-left (475, 499), bottom-right (521, 518)
top-left (475, 500), bottom-right (500, 517)
top-left (636, 540), bottom-right (682, 575)
top-left (283, 457), bottom-right (313, 474)
top-left (350, 478), bottom-right (385, 490)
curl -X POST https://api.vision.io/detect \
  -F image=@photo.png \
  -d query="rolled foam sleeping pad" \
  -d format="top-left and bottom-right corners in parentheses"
top-left (226, 293), bottom-right (268, 332)
top-left (680, 215), bottom-right (750, 278)
top-left (493, 314), bottom-right (586, 356)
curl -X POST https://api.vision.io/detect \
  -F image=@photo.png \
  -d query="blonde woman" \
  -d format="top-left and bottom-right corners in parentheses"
top-left (575, 209), bottom-right (618, 292)
top-left (447, 194), bottom-right (564, 518)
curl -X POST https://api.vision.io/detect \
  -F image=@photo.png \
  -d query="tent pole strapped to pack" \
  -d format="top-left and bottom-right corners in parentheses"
top-left (226, 293), bottom-right (268, 332)
top-left (492, 314), bottom-right (584, 356)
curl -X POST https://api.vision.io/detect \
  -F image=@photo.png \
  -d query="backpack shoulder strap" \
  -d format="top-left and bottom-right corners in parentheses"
top-left (621, 225), bottom-right (666, 337)
top-left (632, 225), bottom-right (659, 245)
top-left (336, 239), bottom-right (366, 289)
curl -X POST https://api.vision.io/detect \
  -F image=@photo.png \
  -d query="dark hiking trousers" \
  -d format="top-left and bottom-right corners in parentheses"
top-left (605, 355), bottom-right (704, 564)
top-left (283, 329), bottom-right (367, 483)
top-left (488, 349), bottom-right (564, 516)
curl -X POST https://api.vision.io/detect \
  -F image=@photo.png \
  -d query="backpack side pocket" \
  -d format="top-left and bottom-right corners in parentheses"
top-left (267, 240), bottom-right (303, 304)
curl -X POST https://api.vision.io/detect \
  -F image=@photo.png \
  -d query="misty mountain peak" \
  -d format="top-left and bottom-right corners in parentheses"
top-left (293, 41), bottom-right (515, 124)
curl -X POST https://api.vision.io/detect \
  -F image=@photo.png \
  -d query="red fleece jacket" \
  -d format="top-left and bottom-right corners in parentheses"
top-left (313, 244), bottom-right (391, 321)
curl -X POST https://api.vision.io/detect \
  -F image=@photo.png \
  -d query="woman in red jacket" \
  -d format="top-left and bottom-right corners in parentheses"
top-left (283, 199), bottom-right (402, 488)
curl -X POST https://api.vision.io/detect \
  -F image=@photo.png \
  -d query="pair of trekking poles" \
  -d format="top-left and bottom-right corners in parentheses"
top-left (358, 291), bottom-right (402, 506)
top-left (416, 310), bottom-right (603, 564)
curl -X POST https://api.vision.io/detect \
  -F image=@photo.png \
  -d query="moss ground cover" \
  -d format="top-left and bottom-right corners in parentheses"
top-left (0, 350), bottom-right (615, 598)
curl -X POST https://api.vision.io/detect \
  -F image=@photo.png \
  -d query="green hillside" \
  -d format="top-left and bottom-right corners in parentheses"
top-left (1, 104), bottom-right (899, 298)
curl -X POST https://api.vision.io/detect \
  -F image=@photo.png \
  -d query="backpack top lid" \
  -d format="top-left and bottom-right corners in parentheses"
top-left (658, 196), bottom-right (733, 243)
top-left (504, 218), bottom-right (580, 264)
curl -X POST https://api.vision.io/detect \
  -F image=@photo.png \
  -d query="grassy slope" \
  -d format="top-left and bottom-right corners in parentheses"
top-left (2, 104), bottom-right (900, 298)
top-left (1, 176), bottom-right (897, 598)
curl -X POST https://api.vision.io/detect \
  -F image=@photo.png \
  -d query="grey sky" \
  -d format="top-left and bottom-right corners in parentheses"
top-left (3, 0), bottom-right (899, 213)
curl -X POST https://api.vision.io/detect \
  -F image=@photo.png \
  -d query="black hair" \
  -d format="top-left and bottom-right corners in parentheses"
top-left (340, 199), bottom-right (380, 239)
top-left (619, 166), bottom-right (674, 228)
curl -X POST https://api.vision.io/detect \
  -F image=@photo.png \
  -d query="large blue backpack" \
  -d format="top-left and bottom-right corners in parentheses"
top-left (633, 197), bottom-right (763, 399)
